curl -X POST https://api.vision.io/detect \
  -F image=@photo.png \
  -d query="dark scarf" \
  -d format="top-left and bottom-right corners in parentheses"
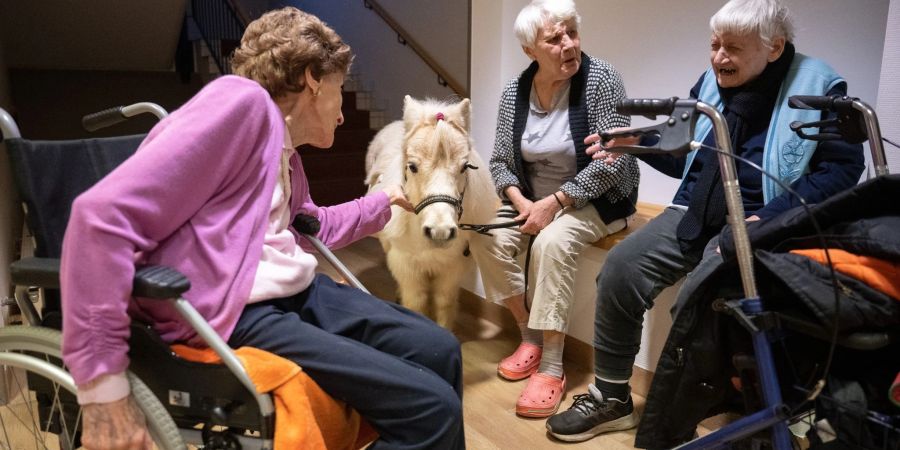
top-left (676, 42), bottom-right (796, 253)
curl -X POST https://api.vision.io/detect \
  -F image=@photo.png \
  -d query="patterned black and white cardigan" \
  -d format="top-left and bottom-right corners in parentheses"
top-left (489, 53), bottom-right (640, 224)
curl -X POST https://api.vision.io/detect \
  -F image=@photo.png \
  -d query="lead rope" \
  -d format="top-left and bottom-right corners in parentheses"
top-left (459, 207), bottom-right (524, 236)
top-left (458, 203), bottom-right (535, 313)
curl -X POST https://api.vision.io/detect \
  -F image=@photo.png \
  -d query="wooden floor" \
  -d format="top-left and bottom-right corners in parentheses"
top-left (315, 237), bottom-right (646, 449)
top-left (0, 236), bottom-right (730, 449)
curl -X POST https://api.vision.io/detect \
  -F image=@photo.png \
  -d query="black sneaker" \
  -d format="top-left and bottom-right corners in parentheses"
top-left (546, 385), bottom-right (639, 442)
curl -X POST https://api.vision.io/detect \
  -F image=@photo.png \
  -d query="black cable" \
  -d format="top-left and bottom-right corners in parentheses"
top-left (883, 137), bottom-right (900, 150)
top-left (698, 143), bottom-right (841, 414)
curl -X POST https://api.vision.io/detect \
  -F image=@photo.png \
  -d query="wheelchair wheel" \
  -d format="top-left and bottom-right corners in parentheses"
top-left (0, 325), bottom-right (185, 449)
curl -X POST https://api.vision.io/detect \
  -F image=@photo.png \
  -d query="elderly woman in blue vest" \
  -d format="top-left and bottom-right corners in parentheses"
top-left (473, 0), bottom-right (639, 419)
top-left (546, 0), bottom-right (864, 442)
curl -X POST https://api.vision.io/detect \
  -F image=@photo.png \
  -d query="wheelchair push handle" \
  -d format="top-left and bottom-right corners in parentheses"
top-left (292, 214), bottom-right (370, 294)
top-left (82, 102), bottom-right (168, 132)
top-left (293, 214), bottom-right (321, 235)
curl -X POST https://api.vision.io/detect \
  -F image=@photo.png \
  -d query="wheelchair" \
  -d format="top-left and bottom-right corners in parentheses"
top-left (0, 103), bottom-right (371, 449)
top-left (604, 96), bottom-right (899, 449)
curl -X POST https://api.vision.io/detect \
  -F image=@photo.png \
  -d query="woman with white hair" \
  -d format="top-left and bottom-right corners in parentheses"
top-left (473, 0), bottom-right (639, 418)
top-left (547, 0), bottom-right (864, 443)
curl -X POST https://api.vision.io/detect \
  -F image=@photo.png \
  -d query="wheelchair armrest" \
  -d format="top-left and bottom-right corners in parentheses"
top-left (9, 259), bottom-right (190, 299)
top-left (133, 265), bottom-right (191, 299)
top-left (10, 257), bottom-right (61, 288)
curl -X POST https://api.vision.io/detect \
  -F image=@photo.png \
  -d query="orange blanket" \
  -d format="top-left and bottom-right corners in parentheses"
top-left (171, 345), bottom-right (376, 450)
top-left (790, 248), bottom-right (900, 301)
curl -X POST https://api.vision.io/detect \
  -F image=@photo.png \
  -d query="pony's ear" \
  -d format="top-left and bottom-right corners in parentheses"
top-left (452, 98), bottom-right (471, 131)
top-left (403, 95), bottom-right (422, 130)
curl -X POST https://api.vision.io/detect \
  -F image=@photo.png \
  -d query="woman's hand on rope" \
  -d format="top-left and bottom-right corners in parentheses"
top-left (520, 195), bottom-right (558, 235)
top-left (505, 186), bottom-right (533, 223)
top-left (383, 184), bottom-right (414, 212)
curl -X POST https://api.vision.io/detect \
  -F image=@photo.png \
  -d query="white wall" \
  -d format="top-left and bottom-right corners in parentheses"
top-left (878, 0), bottom-right (900, 173)
top-left (471, 0), bottom-right (889, 372)
top-left (291, 0), bottom-right (467, 120)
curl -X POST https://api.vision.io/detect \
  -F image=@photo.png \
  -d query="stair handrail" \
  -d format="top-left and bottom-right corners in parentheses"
top-left (362, 0), bottom-right (467, 98)
top-left (191, 0), bottom-right (247, 74)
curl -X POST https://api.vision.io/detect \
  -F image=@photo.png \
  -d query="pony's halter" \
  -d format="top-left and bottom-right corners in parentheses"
top-left (413, 192), bottom-right (464, 220)
top-left (408, 112), bottom-right (470, 221)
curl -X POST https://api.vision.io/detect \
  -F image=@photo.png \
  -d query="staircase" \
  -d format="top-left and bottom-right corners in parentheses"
top-left (300, 86), bottom-right (383, 206)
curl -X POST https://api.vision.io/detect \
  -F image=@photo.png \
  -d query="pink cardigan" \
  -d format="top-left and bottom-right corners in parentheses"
top-left (60, 76), bottom-right (391, 386)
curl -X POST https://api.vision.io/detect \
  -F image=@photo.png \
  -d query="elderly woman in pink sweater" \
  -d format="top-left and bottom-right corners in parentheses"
top-left (62, 7), bottom-right (464, 450)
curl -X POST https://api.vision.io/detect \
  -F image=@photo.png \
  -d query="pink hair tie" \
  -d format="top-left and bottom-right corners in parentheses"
top-left (435, 112), bottom-right (445, 121)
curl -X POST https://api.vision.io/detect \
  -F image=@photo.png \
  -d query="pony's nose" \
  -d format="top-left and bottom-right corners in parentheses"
top-left (424, 225), bottom-right (458, 242)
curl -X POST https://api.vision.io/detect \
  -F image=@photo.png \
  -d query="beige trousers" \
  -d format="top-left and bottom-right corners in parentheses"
top-left (473, 203), bottom-right (626, 333)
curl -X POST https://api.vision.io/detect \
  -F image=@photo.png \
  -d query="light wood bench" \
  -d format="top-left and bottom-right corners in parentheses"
top-left (592, 201), bottom-right (666, 250)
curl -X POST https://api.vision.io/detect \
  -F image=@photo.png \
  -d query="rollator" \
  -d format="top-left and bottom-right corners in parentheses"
top-left (603, 94), bottom-right (897, 449)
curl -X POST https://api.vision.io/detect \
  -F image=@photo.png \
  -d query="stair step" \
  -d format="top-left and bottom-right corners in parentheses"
top-left (342, 91), bottom-right (357, 109)
top-left (298, 127), bottom-right (374, 204)
top-left (303, 129), bottom-right (377, 154)
top-left (299, 152), bottom-right (366, 178)
top-left (341, 108), bottom-right (371, 130)
top-left (307, 177), bottom-right (368, 206)
top-left (369, 110), bottom-right (390, 131)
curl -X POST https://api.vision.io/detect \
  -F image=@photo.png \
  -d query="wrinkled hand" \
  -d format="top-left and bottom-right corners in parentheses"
top-left (383, 184), bottom-right (414, 212)
top-left (82, 396), bottom-right (152, 450)
top-left (585, 128), bottom-right (637, 164)
top-left (519, 196), bottom-right (558, 235)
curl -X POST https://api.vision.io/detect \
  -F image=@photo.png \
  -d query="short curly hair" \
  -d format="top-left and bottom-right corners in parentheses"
top-left (232, 7), bottom-right (353, 99)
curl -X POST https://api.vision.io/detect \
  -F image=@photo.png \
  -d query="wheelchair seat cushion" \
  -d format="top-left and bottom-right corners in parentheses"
top-left (172, 344), bottom-right (377, 449)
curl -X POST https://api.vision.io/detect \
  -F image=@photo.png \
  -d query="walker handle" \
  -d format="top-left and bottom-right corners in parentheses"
top-left (601, 97), bottom-right (699, 157)
top-left (616, 97), bottom-right (679, 119)
top-left (788, 95), bottom-right (854, 114)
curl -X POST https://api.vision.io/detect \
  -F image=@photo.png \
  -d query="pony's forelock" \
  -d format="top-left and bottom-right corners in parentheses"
top-left (402, 98), bottom-right (472, 164)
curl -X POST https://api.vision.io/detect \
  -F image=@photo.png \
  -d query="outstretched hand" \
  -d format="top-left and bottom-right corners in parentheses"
top-left (383, 184), bottom-right (414, 212)
top-left (82, 395), bottom-right (152, 450)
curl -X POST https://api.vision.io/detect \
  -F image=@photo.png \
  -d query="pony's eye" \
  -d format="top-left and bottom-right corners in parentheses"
top-left (461, 162), bottom-right (478, 173)
top-left (407, 162), bottom-right (418, 174)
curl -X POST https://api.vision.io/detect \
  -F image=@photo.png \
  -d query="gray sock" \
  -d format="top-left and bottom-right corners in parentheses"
top-left (594, 376), bottom-right (630, 402)
top-left (519, 322), bottom-right (543, 346)
top-left (537, 341), bottom-right (564, 378)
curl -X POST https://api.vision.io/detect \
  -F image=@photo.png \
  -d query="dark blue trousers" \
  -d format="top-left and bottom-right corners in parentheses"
top-left (228, 274), bottom-right (465, 450)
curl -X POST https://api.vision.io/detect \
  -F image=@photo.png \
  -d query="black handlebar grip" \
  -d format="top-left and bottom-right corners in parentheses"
top-left (82, 106), bottom-right (127, 132)
top-left (788, 94), bottom-right (856, 114)
top-left (293, 214), bottom-right (321, 235)
top-left (616, 97), bottom-right (679, 118)
top-left (787, 95), bottom-right (838, 111)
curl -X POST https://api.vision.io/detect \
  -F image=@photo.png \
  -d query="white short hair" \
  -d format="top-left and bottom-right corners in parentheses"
top-left (514, 0), bottom-right (582, 49)
top-left (710, 0), bottom-right (795, 48)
